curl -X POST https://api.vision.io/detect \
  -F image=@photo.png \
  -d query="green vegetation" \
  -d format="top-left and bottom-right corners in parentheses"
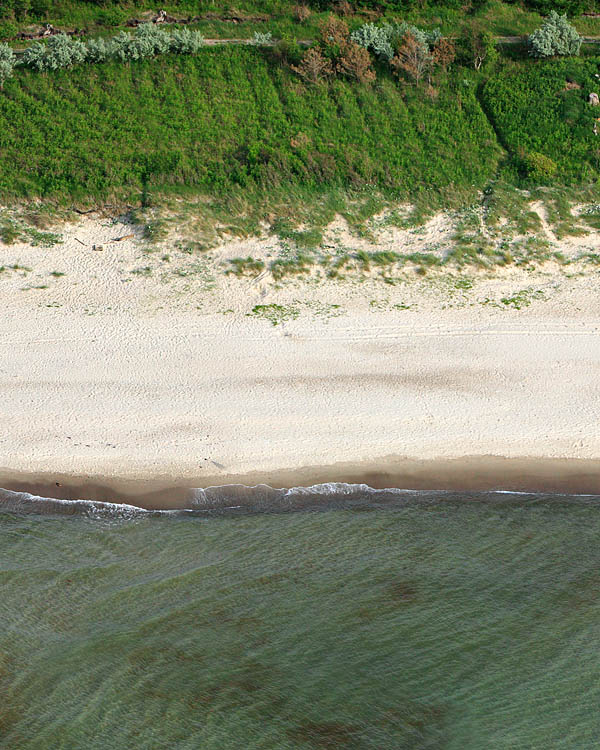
top-left (0, 0), bottom-right (597, 230)
top-left (527, 11), bottom-right (581, 57)
top-left (0, 211), bottom-right (62, 245)
top-left (248, 302), bottom-right (300, 324)
top-left (500, 287), bottom-right (548, 308)
top-left (0, 45), bottom-right (500, 202)
top-left (482, 57), bottom-right (600, 185)
top-left (227, 256), bottom-right (266, 276)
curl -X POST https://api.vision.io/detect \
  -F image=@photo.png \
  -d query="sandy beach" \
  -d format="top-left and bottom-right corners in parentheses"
top-left (1, 207), bottom-right (600, 505)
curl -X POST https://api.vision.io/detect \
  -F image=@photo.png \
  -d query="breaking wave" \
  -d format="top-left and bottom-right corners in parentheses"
top-left (1, 483), bottom-right (599, 519)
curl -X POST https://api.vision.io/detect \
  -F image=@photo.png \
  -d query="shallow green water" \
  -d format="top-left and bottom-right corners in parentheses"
top-left (2, 492), bottom-right (600, 749)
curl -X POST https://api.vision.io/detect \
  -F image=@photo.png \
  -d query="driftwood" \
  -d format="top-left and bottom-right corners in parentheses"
top-left (126, 10), bottom-right (183, 27)
top-left (126, 9), bottom-right (269, 27)
top-left (18, 24), bottom-right (84, 40)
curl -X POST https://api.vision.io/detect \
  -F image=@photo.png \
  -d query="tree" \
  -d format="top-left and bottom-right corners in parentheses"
top-left (391, 32), bottom-right (432, 86)
top-left (528, 11), bottom-right (581, 58)
top-left (291, 47), bottom-right (333, 83)
top-left (312, 15), bottom-right (375, 83)
top-left (432, 37), bottom-right (455, 71)
top-left (336, 40), bottom-right (375, 83)
top-left (458, 26), bottom-right (497, 71)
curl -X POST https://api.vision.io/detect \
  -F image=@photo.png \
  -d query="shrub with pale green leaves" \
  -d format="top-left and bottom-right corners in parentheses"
top-left (21, 34), bottom-right (86, 72)
top-left (107, 31), bottom-right (133, 63)
top-left (0, 42), bottom-right (15, 88)
top-left (169, 28), bottom-right (205, 55)
top-left (15, 24), bottom-right (209, 79)
top-left (351, 22), bottom-right (441, 62)
top-left (128, 23), bottom-right (171, 59)
top-left (251, 31), bottom-right (273, 46)
top-left (85, 37), bottom-right (111, 64)
top-left (350, 23), bottom-right (395, 61)
top-left (527, 11), bottom-right (581, 58)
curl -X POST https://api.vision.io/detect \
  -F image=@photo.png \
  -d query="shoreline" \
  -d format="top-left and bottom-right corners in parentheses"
top-left (3, 455), bottom-right (600, 509)
top-left (2, 210), bottom-right (600, 506)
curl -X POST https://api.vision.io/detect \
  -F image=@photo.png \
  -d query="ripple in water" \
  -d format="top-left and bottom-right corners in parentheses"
top-left (1, 486), bottom-right (599, 748)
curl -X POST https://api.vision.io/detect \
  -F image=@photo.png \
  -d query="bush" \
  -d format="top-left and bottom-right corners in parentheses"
top-left (528, 11), bottom-right (581, 58)
top-left (251, 32), bottom-right (274, 46)
top-left (107, 31), bottom-right (133, 64)
top-left (271, 35), bottom-right (303, 66)
top-left (21, 25), bottom-right (207, 73)
top-left (127, 24), bottom-right (171, 60)
top-left (85, 37), bottom-right (111, 64)
top-left (0, 42), bottom-right (15, 88)
top-left (350, 22), bottom-right (395, 61)
top-left (524, 151), bottom-right (558, 181)
top-left (351, 21), bottom-right (441, 63)
top-left (21, 34), bottom-right (86, 72)
top-left (169, 29), bottom-right (205, 55)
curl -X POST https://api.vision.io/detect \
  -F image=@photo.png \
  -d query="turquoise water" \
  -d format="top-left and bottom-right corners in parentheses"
top-left (1, 488), bottom-right (600, 748)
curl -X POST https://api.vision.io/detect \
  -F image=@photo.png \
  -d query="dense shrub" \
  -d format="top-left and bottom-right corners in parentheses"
top-left (525, 151), bottom-right (558, 181)
top-left (108, 31), bottom-right (135, 64)
top-left (169, 28), bottom-right (205, 55)
top-left (19, 24), bottom-right (206, 73)
top-left (351, 22), bottom-right (441, 63)
top-left (85, 37), bottom-right (111, 64)
top-left (0, 42), bottom-right (15, 88)
top-left (127, 23), bottom-right (172, 59)
top-left (527, 11), bottom-right (582, 58)
top-left (350, 23), bottom-right (396, 61)
top-left (21, 33), bottom-right (86, 72)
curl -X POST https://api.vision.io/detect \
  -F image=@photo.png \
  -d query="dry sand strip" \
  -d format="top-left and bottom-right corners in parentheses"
top-left (1, 306), bottom-right (599, 504)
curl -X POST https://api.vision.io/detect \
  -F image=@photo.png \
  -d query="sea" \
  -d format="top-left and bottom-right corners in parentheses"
top-left (1, 483), bottom-right (599, 749)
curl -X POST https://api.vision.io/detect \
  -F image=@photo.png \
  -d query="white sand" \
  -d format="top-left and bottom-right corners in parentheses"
top-left (1, 208), bottom-right (599, 488)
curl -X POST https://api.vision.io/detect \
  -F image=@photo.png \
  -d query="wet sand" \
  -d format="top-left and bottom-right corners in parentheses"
top-left (2, 455), bottom-right (600, 509)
